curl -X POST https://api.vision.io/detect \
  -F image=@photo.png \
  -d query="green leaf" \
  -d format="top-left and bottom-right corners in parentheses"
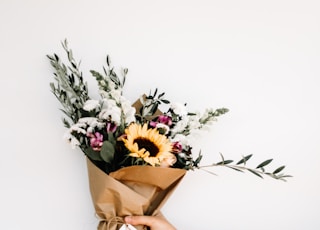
top-left (54, 53), bottom-right (59, 61)
top-left (107, 132), bottom-right (116, 145)
top-left (236, 154), bottom-right (252, 165)
top-left (100, 141), bottom-right (115, 164)
top-left (216, 160), bottom-right (233, 165)
top-left (247, 169), bottom-right (263, 178)
top-left (106, 55), bottom-right (110, 66)
top-left (158, 92), bottom-right (165, 98)
top-left (256, 159), bottom-right (273, 169)
top-left (273, 165), bottom-right (285, 174)
top-left (193, 151), bottom-right (202, 167)
top-left (84, 147), bottom-right (103, 161)
top-left (226, 166), bottom-right (244, 172)
top-left (153, 88), bottom-right (158, 97)
top-left (161, 99), bottom-right (170, 104)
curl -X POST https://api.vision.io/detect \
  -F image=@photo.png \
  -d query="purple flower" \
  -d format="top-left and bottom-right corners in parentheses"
top-left (150, 115), bottom-right (173, 128)
top-left (157, 115), bottom-right (173, 126)
top-left (106, 122), bottom-right (117, 133)
top-left (87, 132), bottom-right (104, 151)
top-left (172, 141), bottom-right (183, 153)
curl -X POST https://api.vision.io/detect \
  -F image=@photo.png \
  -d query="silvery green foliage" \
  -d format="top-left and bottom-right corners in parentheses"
top-left (47, 39), bottom-right (89, 127)
top-left (199, 153), bottom-right (292, 181)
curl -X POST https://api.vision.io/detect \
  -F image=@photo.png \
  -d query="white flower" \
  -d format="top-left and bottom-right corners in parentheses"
top-left (83, 99), bottom-right (100, 111)
top-left (71, 117), bottom-right (105, 133)
top-left (101, 98), bottom-right (117, 109)
top-left (171, 118), bottom-right (188, 134)
top-left (99, 107), bottom-right (121, 124)
top-left (77, 117), bottom-right (100, 127)
top-left (63, 132), bottom-right (80, 149)
top-left (99, 90), bottom-right (109, 98)
top-left (69, 124), bottom-right (87, 135)
top-left (87, 126), bottom-right (94, 133)
top-left (124, 106), bottom-right (136, 124)
top-left (187, 113), bottom-right (201, 130)
top-left (109, 108), bottom-right (121, 124)
top-left (97, 98), bottom-right (121, 123)
top-left (170, 134), bottom-right (190, 147)
top-left (120, 96), bottom-right (136, 124)
top-left (70, 137), bottom-right (80, 149)
top-left (170, 103), bottom-right (187, 116)
top-left (110, 89), bottom-right (122, 103)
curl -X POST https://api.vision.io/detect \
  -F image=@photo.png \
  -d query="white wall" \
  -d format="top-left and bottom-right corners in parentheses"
top-left (1, 0), bottom-right (319, 229)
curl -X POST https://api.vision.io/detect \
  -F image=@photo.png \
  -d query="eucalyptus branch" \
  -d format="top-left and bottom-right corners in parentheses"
top-left (47, 39), bottom-right (89, 125)
top-left (198, 153), bottom-right (292, 181)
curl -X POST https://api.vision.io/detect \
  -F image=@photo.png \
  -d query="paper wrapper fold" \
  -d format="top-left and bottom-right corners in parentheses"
top-left (86, 158), bottom-right (186, 230)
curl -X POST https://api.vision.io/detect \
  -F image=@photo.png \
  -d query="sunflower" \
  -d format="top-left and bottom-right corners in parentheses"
top-left (122, 123), bottom-right (175, 166)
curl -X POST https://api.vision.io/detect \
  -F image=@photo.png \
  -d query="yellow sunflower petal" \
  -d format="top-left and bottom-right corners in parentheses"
top-left (123, 123), bottom-right (173, 166)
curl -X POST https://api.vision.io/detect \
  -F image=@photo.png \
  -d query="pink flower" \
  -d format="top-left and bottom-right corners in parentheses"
top-left (87, 132), bottom-right (104, 151)
top-left (106, 122), bottom-right (117, 133)
top-left (150, 115), bottom-right (173, 127)
top-left (172, 141), bottom-right (183, 153)
top-left (157, 115), bottom-right (173, 126)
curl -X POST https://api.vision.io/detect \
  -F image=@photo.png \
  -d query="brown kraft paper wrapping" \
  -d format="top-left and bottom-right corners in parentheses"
top-left (86, 158), bottom-right (186, 230)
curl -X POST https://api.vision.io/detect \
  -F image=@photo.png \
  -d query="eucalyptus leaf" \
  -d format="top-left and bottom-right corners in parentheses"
top-left (216, 160), bottom-right (233, 165)
top-left (273, 165), bottom-right (285, 174)
top-left (158, 92), bottom-right (165, 98)
top-left (107, 132), bottom-right (116, 145)
top-left (106, 55), bottom-right (110, 66)
top-left (161, 99), bottom-right (170, 104)
top-left (100, 141), bottom-right (115, 164)
top-left (84, 147), bottom-right (103, 161)
top-left (247, 169), bottom-right (263, 178)
top-left (236, 154), bottom-right (252, 165)
top-left (256, 159), bottom-right (273, 169)
top-left (54, 53), bottom-right (59, 61)
top-left (226, 166), bottom-right (244, 172)
top-left (153, 88), bottom-right (158, 97)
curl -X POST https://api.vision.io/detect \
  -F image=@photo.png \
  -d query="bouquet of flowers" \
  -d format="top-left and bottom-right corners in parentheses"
top-left (48, 40), bottom-right (291, 230)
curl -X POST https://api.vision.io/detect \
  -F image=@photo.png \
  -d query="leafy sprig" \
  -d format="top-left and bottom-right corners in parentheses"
top-left (47, 39), bottom-right (89, 127)
top-left (199, 153), bottom-right (292, 181)
top-left (90, 55), bottom-right (128, 94)
top-left (135, 88), bottom-right (171, 123)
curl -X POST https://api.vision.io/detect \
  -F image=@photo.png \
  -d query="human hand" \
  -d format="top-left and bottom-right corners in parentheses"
top-left (124, 215), bottom-right (176, 230)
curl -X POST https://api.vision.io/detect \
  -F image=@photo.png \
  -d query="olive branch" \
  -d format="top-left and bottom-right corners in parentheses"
top-left (198, 153), bottom-right (292, 181)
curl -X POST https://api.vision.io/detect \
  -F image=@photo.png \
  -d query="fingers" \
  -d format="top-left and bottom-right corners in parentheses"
top-left (124, 215), bottom-right (153, 226)
top-left (124, 215), bottom-right (176, 230)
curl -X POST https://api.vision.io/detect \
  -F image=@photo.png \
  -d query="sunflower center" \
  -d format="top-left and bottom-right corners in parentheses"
top-left (134, 138), bottom-right (159, 157)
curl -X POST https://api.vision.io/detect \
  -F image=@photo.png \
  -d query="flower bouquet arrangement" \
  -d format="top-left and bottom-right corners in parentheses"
top-left (47, 40), bottom-right (291, 230)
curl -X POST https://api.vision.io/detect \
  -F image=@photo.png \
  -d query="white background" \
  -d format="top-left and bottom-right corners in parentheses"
top-left (1, 0), bottom-right (319, 229)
